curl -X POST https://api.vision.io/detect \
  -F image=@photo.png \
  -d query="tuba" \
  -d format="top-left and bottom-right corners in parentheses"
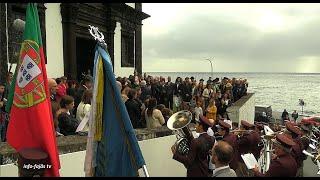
top-left (167, 110), bottom-right (194, 155)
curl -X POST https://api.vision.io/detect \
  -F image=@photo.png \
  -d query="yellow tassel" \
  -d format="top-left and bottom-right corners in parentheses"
top-left (94, 56), bottom-right (104, 141)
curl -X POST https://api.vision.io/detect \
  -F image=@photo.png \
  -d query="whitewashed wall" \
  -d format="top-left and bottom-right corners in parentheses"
top-left (238, 94), bottom-right (255, 125)
top-left (0, 135), bottom-right (186, 177)
top-left (227, 94), bottom-right (255, 127)
top-left (44, 3), bottom-right (64, 79)
top-left (114, 22), bottom-right (135, 78)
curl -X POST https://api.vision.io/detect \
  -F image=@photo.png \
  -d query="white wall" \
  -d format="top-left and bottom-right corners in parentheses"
top-left (114, 22), bottom-right (135, 78)
top-left (0, 135), bottom-right (186, 177)
top-left (239, 94), bottom-right (255, 124)
top-left (44, 3), bottom-right (64, 79)
top-left (125, 3), bottom-right (135, 9)
top-left (227, 94), bottom-right (255, 127)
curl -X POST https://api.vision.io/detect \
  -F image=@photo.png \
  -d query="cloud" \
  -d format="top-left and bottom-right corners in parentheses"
top-left (142, 3), bottom-right (320, 73)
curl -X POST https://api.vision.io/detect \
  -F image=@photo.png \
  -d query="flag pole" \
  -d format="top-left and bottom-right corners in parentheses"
top-left (142, 165), bottom-right (150, 177)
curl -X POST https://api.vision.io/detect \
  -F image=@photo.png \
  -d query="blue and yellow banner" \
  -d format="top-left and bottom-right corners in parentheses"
top-left (85, 45), bottom-right (145, 177)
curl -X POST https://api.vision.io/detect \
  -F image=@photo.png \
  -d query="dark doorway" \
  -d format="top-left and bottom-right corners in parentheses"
top-left (76, 37), bottom-right (96, 82)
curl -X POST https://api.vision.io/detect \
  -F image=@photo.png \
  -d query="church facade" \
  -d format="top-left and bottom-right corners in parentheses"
top-left (0, 3), bottom-right (150, 82)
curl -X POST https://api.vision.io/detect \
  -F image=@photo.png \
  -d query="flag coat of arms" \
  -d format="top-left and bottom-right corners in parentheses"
top-left (6, 3), bottom-right (60, 177)
top-left (84, 44), bottom-right (146, 177)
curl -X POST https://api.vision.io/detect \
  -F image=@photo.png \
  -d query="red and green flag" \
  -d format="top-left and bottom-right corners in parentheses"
top-left (6, 3), bottom-right (60, 177)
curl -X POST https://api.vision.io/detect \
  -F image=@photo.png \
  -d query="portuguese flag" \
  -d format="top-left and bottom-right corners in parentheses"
top-left (6, 3), bottom-right (60, 176)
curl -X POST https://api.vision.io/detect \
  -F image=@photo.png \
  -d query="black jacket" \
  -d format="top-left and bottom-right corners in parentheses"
top-left (58, 112), bottom-right (79, 136)
top-left (125, 98), bottom-right (142, 128)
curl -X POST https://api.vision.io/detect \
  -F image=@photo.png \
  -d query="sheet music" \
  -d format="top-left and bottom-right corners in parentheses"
top-left (264, 125), bottom-right (274, 136)
top-left (241, 153), bottom-right (259, 169)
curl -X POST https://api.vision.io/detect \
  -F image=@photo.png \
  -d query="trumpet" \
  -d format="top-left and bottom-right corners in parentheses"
top-left (230, 129), bottom-right (253, 137)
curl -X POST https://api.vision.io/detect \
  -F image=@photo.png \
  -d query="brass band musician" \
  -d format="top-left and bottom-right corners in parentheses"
top-left (235, 120), bottom-right (262, 177)
top-left (252, 133), bottom-right (298, 177)
top-left (215, 120), bottom-right (239, 171)
top-left (171, 115), bottom-right (215, 177)
top-left (283, 122), bottom-right (305, 177)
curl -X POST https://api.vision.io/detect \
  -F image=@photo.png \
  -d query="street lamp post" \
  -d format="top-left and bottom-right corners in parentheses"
top-left (205, 58), bottom-right (214, 78)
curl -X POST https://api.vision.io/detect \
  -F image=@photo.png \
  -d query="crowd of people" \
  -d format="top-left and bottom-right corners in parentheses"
top-left (0, 71), bottom-right (249, 140)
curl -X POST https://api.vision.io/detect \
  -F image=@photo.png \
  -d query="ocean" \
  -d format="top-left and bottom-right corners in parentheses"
top-left (145, 72), bottom-right (320, 116)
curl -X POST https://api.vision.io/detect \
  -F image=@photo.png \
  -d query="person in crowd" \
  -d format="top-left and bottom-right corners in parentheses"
top-left (252, 134), bottom-right (298, 177)
top-left (76, 89), bottom-right (92, 132)
top-left (125, 89), bottom-right (143, 129)
top-left (232, 79), bottom-right (242, 102)
top-left (239, 79), bottom-right (247, 97)
top-left (74, 75), bottom-right (93, 114)
top-left (121, 85), bottom-right (131, 103)
top-left (202, 84), bottom-right (214, 109)
top-left (212, 78), bottom-right (220, 93)
top-left (0, 82), bottom-right (9, 141)
top-left (116, 80), bottom-right (122, 92)
top-left (58, 95), bottom-right (79, 136)
top-left (190, 76), bottom-right (195, 83)
top-left (131, 75), bottom-right (140, 89)
top-left (4, 72), bottom-right (13, 100)
top-left (219, 93), bottom-right (231, 117)
top-left (194, 80), bottom-right (205, 97)
top-left (281, 109), bottom-right (289, 125)
top-left (215, 120), bottom-right (239, 171)
top-left (161, 107), bottom-right (173, 126)
top-left (173, 77), bottom-right (183, 112)
top-left (48, 78), bottom-right (58, 102)
top-left (66, 80), bottom-right (77, 99)
top-left (211, 141), bottom-right (237, 177)
top-left (171, 115), bottom-right (215, 177)
top-left (139, 80), bottom-right (149, 103)
top-left (51, 101), bottom-right (63, 136)
top-left (291, 110), bottom-right (299, 123)
top-left (213, 92), bottom-right (222, 118)
top-left (181, 77), bottom-right (193, 104)
top-left (165, 76), bottom-right (175, 110)
top-left (56, 76), bottom-right (68, 103)
top-left (206, 99), bottom-right (217, 124)
top-left (207, 77), bottom-right (213, 85)
top-left (151, 77), bottom-right (161, 103)
top-left (194, 100), bottom-right (203, 124)
top-left (158, 77), bottom-right (167, 105)
top-left (145, 98), bottom-right (165, 129)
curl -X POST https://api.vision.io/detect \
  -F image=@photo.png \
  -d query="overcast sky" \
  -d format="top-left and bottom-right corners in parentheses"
top-left (141, 3), bottom-right (320, 73)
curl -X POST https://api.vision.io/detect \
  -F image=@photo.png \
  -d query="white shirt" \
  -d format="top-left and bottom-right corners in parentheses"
top-left (212, 165), bottom-right (230, 176)
top-left (194, 107), bottom-right (203, 121)
top-left (76, 102), bottom-right (91, 132)
top-left (207, 127), bottom-right (214, 137)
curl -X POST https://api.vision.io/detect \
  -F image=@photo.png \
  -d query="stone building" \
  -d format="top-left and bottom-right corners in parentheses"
top-left (0, 3), bottom-right (150, 82)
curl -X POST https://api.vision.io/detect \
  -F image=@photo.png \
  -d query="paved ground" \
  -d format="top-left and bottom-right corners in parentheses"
top-left (303, 156), bottom-right (320, 177)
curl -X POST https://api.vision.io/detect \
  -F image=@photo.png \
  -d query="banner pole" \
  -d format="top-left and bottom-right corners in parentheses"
top-left (142, 165), bottom-right (150, 177)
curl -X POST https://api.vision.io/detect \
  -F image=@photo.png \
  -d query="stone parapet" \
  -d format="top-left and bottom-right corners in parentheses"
top-left (0, 126), bottom-right (174, 165)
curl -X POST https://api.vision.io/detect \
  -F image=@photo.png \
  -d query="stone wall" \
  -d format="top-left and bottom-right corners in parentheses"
top-left (0, 126), bottom-right (173, 165)
top-left (0, 126), bottom-right (189, 177)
